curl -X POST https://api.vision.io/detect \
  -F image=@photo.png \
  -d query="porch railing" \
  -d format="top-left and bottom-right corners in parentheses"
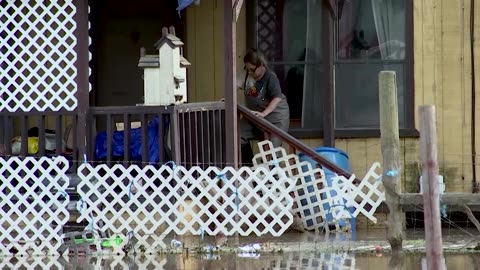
top-left (238, 104), bottom-right (358, 182)
top-left (174, 102), bottom-right (226, 169)
top-left (0, 110), bottom-right (79, 171)
top-left (1, 102), bottom-right (352, 179)
top-left (87, 105), bottom-right (175, 166)
top-left (86, 102), bottom-right (226, 169)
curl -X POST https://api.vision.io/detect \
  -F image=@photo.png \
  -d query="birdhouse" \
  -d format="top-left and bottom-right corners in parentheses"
top-left (138, 26), bottom-right (191, 105)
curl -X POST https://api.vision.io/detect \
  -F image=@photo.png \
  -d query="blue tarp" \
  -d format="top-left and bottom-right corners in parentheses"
top-left (94, 117), bottom-right (168, 163)
top-left (177, 0), bottom-right (196, 15)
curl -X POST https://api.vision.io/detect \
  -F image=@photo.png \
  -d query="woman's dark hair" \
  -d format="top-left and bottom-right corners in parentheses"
top-left (243, 48), bottom-right (267, 67)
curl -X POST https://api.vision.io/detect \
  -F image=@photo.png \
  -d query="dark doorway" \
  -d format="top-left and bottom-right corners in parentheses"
top-left (89, 0), bottom-right (185, 107)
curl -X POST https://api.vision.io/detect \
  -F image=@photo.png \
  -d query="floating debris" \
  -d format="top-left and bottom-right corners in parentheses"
top-left (238, 243), bottom-right (261, 253)
top-left (171, 239), bottom-right (182, 249)
top-left (238, 253), bottom-right (261, 258)
top-left (202, 245), bottom-right (218, 253)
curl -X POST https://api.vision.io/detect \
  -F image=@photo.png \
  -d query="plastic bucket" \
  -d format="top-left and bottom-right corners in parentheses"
top-left (298, 147), bottom-right (355, 229)
top-left (298, 147), bottom-right (351, 186)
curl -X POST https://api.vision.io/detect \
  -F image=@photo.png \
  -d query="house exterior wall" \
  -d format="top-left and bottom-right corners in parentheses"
top-left (185, 0), bottom-right (480, 193)
top-left (185, 0), bottom-right (247, 103)
top-left (303, 0), bottom-right (480, 193)
top-left (412, 0), bottom-right (480, 192)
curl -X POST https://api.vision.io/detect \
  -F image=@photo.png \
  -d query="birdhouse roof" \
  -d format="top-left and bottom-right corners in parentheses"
top-left (154, 27), bottom-right (184, 49)
top-left (180, 56), bottom-right (191, 67)
top-left (138, 55), bottom-right (159, 68)
top-left (154, 34), bottom-right (184, 49)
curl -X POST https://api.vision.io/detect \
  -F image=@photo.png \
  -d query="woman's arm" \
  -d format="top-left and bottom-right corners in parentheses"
top-left (254, 97), bottom-right (282, 117)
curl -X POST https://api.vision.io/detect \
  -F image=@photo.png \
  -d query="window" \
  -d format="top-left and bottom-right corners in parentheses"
top-left (335, 0), bottom-right (409, 129)
top-left (248, 0), bottom-right (415, 138)
top-left (250, 0), bottom-right (323, 131)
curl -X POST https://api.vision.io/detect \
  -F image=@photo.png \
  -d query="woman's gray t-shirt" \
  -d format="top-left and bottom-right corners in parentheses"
top-left (243, 71), bottom-right (289, 124)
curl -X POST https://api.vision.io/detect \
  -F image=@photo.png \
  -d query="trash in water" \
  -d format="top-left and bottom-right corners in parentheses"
top-left (238, 253), bottom-right (261, 258)
top-left (203, 253), bottom-right (221, 260)
top-left (238, 243), bottom-right (261, 253)
top-left (171, 239), bottom-right (182, 248)
top-left (101, 236), bottom-right (123, 248)
top-left (203, 245), bottom-right (218, 253)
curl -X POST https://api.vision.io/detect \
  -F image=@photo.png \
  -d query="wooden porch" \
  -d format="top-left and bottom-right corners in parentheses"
top-left (0, 101), bottom-right (352, 179)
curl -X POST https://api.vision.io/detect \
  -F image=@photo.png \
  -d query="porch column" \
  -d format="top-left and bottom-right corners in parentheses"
top-left (322, 0), bottom-right (335, 147)
top-left (224, 0), bottom-right (239, 168)
top-left (73, 0), bottom-right (89, 162)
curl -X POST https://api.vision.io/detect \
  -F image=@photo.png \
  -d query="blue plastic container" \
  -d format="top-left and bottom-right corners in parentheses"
top-left (298, 147), bottom-right (355, 230)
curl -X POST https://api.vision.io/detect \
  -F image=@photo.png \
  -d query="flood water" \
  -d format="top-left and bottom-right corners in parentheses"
top-left (0, 252), bottom-right (478, 269)
top-left (1, 229), bottom-right (479, 269)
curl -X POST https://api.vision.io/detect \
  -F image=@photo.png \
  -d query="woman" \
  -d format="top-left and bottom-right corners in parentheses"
top-left (240, 49), bottom-right (290, 165)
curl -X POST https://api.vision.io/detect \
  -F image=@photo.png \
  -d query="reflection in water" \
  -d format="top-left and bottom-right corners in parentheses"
top-left (0, 252), bottom-right (477, 269)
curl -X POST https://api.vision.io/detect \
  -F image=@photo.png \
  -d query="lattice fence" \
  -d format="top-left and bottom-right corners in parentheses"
top-left (252, 141), bottom-right (337, 231)
top-left (75, 164), bottom-right (295, 254)
top-left (0, 156), bottom-right (70, 256)
top-left (330, 162), bottom-right (385, 223)
top-left (0, 1), bottom-right (78, 112)
top-left (252, 141), bottom-right (386, 231)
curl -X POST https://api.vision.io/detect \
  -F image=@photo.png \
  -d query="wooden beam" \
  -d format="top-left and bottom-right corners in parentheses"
top-left (224, 0), bottom-right (239, 168)
top-left (379, 71), bottom-right (403, 253)
top-left (73, 0), bottom-right (89, 163)
top-left (462, 205), bottom-right (480, 233)
top-left (239, 104), bottom-right (359, 182)
top-left (400, 193), bottom-right (480, 206)
top-left (322, 1), bottom-right (334, 147)
top-left (419, 105), bottom-right (445, 270)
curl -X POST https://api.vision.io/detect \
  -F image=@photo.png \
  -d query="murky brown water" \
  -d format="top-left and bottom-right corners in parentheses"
top-left (1, 229), bottom-right (479, 269)
top-left (0, 252), bottom-right (478, 269)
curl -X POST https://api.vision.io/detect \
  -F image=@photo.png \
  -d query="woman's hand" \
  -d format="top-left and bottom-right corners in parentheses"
top-left (252, 111), bottom-right (266, 118)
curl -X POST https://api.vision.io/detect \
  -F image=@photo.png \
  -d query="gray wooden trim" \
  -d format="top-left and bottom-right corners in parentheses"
top-left (322, 1), bottom-right (335, 147)
top-left (224, 0), bottom-right (239, 168)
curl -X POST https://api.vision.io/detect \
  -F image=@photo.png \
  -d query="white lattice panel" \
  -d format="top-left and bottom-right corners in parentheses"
top-left (331, 162), bottom-right (385, 223)
top-left (0, 1), bottom-right (78, 112)
top-left (76, 164), bottom-right (295, 254)
top-left (0, 156), bottom-right (70, 256)
top-left (252, 141), bottom-right (387, 230)
top-left (252, 141), bottom-right (340, 231)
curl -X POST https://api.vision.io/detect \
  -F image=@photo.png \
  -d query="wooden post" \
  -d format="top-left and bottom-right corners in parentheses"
top-left (322, 0), bottom-right (335, 147)
top-left (379, 71), bottom-right (403, 252)
top-left (224, 0), bottom-right (240, 248)
top-left (224, 0), bottom-right (239, 169)
top-left (419, 105), bottom-right (445, 270)
top-left (73, 0), bottom-right (89, 163)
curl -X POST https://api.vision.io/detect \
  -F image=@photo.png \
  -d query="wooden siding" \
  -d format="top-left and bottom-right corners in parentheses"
top-left (185, 0), bottom-right (247, 103)
top-left (329, 0), bottom-right (480, 193)
top-left (303, 0), bottom-right (480, 193)
top-left (413, 0), bottom-right (480, 192)
top-left (185, 0), bottom-right (480, 192)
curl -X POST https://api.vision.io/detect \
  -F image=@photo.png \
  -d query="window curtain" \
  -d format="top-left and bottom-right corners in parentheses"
top-left (337, 0), bottom-right (355, 59)
top-left (370, 0), bottom-right (405, 60)
top-left (301, 0), bottom-right (322, 128)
